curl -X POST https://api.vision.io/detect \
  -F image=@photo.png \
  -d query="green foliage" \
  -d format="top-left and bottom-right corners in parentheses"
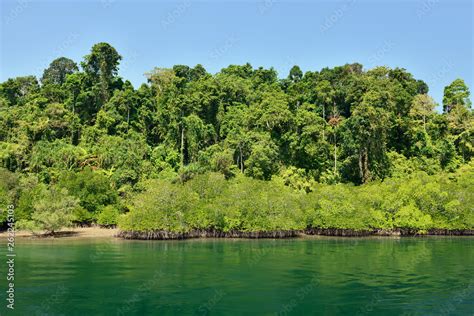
top-left (388, 151), bottom-right (441, 178)
top-left (41, 57), bottom-right (78, 85)
top-left (119, 165), bottom-right (473, 233)
top-left (86, 133), bottom-right (149, 186)
top-left (443, 79), bottom-right (471, 113)
top-left (119, 174), bottom-right (306, 233)
top-left (1, 43), bottom-right (473, 232)
top-left (244, 134), bottom-right (279, 180)
top-left (119, 180), bottom-right (199, 232)
top-left (0, 76), bottom-right (39, 105)
top-left (17, 186), bottom-right (80, 234)
top-left (273, 166), bottom-right (317, 193)
top-left (210, 176), bottom-right (305, 232)
top-left (29, 140), bottom-right (87, 180)
top-left (58, 168), bottom-right (118, 222)
top-left (394, 204), bottom-right (433, 232)
top-left (81, 42), bottom-right (122, 103)
top-left (0, 169), bottom-right (18, 223)
top-left (14, 174), bottom-right (43, 221)
top-left (97, 205), bottom-right (120, 227)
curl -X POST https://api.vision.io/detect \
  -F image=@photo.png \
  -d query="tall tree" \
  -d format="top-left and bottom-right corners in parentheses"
top-left (41, 57), bottom-right (78, 85)
top-left (348, 91), bottom-right (391, 183)
top-left (409, 94), bottom-right (436, 132)
top-left (0, 76), bottom-right (39, 105)
top-left (443, 79), bottom-right (471, 113)
top-left (81, 42), bottom-right (122, 103)
top-left (288, 65), bottom-right (303, 83)
top-left (315, 80), bottom-right (334, 140)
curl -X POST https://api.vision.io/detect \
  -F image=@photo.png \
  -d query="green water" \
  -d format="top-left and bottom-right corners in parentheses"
top-left (1, 237), bottom-right (473, 315)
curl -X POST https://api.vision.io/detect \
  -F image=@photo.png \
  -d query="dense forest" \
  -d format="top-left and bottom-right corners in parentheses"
top-left (0, 43), bottom-right (472, 236)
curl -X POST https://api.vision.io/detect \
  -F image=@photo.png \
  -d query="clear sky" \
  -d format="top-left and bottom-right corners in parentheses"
top-left (1, 0), bottom-right (472, 106)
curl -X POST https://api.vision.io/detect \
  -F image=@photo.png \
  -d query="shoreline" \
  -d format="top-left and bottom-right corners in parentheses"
top-left (1, 227), bottom-right (473, 240)
top-left (0, 227), bottom-right (118, 239)
top-left (117, 228), bottom-right (474, 240)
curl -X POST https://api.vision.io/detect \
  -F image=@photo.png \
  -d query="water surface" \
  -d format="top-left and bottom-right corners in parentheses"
top-left (1, 237), bottom-right (473, 315)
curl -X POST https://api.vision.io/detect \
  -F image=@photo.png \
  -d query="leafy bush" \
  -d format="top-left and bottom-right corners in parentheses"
top-left (117, 165), bottom-right (474, 233)
top-left (17, 186), bottom-right (80, 234)
top-left (97, 205), bottom-right (120, 227)
top-left (0, 168), bottom-right (18, 223)
top-left (394, 203), bottom-right (433, 231)
top-left (58, 168), bottom-right (118, 222)
top-left (119, 180), bottom-right (199, 232)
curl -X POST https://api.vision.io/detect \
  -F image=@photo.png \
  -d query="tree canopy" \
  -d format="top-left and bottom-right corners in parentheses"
top-left (0, 43), bottom-right (472, 233)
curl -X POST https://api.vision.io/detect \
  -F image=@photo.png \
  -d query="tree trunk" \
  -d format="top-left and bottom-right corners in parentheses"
top-left (333, 134), bottom-right (337, 176)
top-left (359, 147), bottom-right (369, 183)
top-left (239, 144), bottom-right (244, 173)
top-left (71, 95), bottom-right (76, 144)
top-left (180, 124), bottom-right (185, 168)
top-left (322, 104), bottom-right (326, 140)
top-left (127, 107), bottom-right (130, 132)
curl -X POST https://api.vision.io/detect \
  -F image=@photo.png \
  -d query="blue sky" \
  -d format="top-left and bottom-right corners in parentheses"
top-left (1, 0), bottom-right (472, 105)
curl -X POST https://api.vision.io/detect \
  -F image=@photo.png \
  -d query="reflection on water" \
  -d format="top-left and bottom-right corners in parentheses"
top-left (2, 237), bottom-right (473, 315)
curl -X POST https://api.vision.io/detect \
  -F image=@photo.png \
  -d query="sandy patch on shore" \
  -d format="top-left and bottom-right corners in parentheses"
top-left (0, 227), bottom-right (118, 239)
